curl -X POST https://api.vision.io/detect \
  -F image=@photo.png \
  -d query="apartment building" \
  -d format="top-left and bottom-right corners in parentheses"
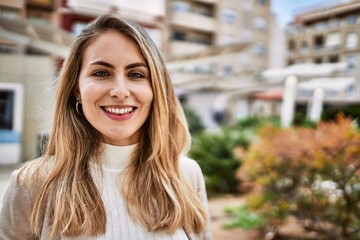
top-left (286, 0), bottom-right (360, 69)
top-left (59, 0), bottom-right (165, 50)
top-left (165, 0), bottom-right (273, 72)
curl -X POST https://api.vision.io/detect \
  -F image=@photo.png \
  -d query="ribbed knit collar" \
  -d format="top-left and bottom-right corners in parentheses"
top-left (101, 143), bottom-right (137, 172)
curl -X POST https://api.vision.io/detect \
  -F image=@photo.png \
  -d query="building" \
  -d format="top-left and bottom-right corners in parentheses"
top-left (59, 0), bottom-right (165, 49)
top-left (166, 0), bottom-right (273, 73)
top-left (0, 0), bottom-right (275, 162)
top-left (286, 0), bottom-right (360, 69)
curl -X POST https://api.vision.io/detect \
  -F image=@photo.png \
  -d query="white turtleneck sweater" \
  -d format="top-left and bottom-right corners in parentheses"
top-left (84, 144), bottom-right (190, 240)
top-left (0, 144), bottom-right (212, 240)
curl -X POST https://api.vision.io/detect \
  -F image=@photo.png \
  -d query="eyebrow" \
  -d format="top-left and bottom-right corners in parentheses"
top-left (90, 60), bottom-right (114, 69)
top-left (89, 61), bottom-right (148, 70)
top-left (125, 62), bottom-right (148, 70)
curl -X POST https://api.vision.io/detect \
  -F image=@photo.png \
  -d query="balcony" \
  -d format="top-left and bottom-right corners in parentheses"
top-left (0, 0), bottom-right (24, 9)
top-left (170, 40), bottom-right (209, 55)
top-left (170, 12), bottom-right (216, 32)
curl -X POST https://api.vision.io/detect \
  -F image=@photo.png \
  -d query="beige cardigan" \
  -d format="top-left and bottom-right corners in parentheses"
top-left (0, 157), bottom-right (212, 240)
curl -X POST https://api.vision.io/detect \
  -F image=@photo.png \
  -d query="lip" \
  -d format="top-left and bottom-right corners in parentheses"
top-left (101, 105), bottom-right (137, 121)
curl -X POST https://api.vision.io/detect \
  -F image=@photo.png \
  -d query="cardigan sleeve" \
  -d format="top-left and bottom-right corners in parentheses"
top-left (180, 157), bottom-right (212, 240)
top-left (0, 170), bottom-right (37, 240)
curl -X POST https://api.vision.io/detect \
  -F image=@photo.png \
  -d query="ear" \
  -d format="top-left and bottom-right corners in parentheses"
top-left (73, 87), bottom-right (81, 101)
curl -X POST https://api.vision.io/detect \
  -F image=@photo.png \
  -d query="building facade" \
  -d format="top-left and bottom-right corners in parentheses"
top-left (286, 0), bottom-right (360, 69)
top-left (165, 0), bottom-right (273, 72)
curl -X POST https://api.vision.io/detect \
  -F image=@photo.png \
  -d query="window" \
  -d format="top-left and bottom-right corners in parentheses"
top-left (345, 32), bottom-right (358, 49)
top-left (288, 39), bottom-right (296, 52)
top-left (328, 19), bottom-right (340, 29)
top-left (0, 91), bottom-right (14, 130)
top-left (254, 16), bottom-right (267, 31)
top-left (219, 65), bottom-right (233, 77)
top-left (254, 42), bottom-right (266, 56)
top-left (314, 35), bottom-right (324, 50)
top-left (314, 22), bottom-right (326, 31)
top-left (346, 15), bottom-right (357, 25)
top-left (346, 55), bottom-right (356, 69)
top-left (219, 36), bottom-right (237, 45)
top-left (193, 5), bottom-right (212, 17)
top-left (325, 32), bottom-right (340, 49)
top-left (314, 57), bottom-right (323, 64)
top-left (172, 30), bottom-right (186, 41)
top-left (328, 55), bottom-right (339, 63)
top-left (257, 0), bottom-right (267, 5)
top-left (71, 21), bottom-right (87, 36)
top-left (221, 9), bottom-right (237, 24)
top-left (171, 1), bottom-right (190, 13)
top-left (300, 41), bottom-right (308, 53)
top-left (286, 25), bottom-right (297, 36)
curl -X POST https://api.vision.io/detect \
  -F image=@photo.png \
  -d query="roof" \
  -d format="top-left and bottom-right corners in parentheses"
top-left (250, 90), bottom-right (283, 101)
top-left (294, 1), bottom-right (360, 24)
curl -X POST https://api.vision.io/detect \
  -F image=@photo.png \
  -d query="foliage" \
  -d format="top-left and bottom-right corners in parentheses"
top-left (188, 116), bottom-right (280, 196)
top-left (243, 114), bottom-right (360, 239)
top-left (188, 129), bottom-right (244, 194)
top-left (236, 116), bottom-right (281, 132)
top-left (181, 104), bottom-right (205, 136)
top-left (322, 105), bottom-right (360, 126)
top-left (223, 204), bottom-right (263, 230)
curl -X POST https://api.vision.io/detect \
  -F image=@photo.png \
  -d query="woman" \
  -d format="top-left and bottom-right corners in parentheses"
top-left (0, 14), bottom-right (211, 239)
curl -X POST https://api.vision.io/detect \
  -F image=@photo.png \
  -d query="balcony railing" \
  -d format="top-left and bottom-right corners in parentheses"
top-left (170, 40), bottom-right (209, 55)
top-left (171, 12), bottom-right (216, 32)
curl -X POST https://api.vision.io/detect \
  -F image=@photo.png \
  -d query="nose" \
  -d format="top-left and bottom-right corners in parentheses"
top-left (109, 76), bottom-right (130, 99)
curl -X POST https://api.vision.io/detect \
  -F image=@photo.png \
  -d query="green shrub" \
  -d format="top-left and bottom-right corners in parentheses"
top-left (188, 129), bottom-right (246, 194)
top-left (188, 116), bottom-right (280, 196)
top-left (223, 204), bottom-right (263, 230)
top-left (181, 104), bottom-right (205, 136)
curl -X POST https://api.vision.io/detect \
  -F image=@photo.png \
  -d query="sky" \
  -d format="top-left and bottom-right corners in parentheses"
top-left (271, 0), bottom-right (353, 25)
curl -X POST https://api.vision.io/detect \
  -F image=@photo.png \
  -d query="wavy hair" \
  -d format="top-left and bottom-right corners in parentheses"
top-left (18, 14), bottom-right (207, 238)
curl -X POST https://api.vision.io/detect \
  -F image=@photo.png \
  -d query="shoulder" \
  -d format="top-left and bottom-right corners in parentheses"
top-left (4, 156), bottom-right (46, 201)
top-left (8, 156), bottom-right (53, 195)
top-left (0, 169), bottom-right (34, 236)
top-left (179, 156), bottom-right (205, 190)
top-left (0, 157), bottom-right (53, 238)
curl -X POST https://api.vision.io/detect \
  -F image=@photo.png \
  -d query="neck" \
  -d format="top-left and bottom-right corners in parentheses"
top-left (101, 143), bottom-right (137, 172)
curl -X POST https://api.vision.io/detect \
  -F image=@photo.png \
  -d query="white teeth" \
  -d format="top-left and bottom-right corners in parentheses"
top-left (104, 107), bottom-right (133, 115)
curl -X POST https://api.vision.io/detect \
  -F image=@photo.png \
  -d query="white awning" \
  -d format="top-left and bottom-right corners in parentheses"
top-left (298, 77), bottom-right (354, 91)
top-left (262, 62), bottom-right (348, 81)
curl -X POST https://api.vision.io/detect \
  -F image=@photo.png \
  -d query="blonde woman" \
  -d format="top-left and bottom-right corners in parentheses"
top-left (0, 14), bottom-right (211, 239)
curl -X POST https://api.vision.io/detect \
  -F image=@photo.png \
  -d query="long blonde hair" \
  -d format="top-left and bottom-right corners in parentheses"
top-left (18, 14), bottom-right (207, 238)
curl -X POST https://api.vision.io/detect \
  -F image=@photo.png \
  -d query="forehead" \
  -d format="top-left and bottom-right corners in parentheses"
top-left (82, 30), bottom-right (146, 64)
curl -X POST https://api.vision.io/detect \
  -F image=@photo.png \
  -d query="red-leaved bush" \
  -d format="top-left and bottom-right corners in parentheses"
top-left (243, 115), bottom-right (360, 239)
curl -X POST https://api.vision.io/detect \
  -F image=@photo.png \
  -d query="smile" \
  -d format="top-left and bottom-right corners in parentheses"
top-left (103, 106), bottom-right (135, 115)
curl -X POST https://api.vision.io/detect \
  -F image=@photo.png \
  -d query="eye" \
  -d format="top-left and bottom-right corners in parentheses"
top-left (129, 72), bottom-right (144, 79)
top-left (92, 70), bottom-right (109, 77)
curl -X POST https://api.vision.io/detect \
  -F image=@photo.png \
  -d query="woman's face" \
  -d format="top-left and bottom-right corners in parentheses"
top-left (77, 30), bottom-right (153, 146)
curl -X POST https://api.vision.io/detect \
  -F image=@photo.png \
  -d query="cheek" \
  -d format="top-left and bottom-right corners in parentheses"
top-left (79, 81), bottom-right (101, 103)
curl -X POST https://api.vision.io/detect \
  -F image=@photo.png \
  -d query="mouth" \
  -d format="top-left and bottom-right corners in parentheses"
top-left (102, 106), bottom-right (136, 116)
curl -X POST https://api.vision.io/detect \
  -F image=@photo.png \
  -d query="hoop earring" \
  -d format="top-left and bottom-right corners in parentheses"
top-left (76, 98), bottom-right (83, 115)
